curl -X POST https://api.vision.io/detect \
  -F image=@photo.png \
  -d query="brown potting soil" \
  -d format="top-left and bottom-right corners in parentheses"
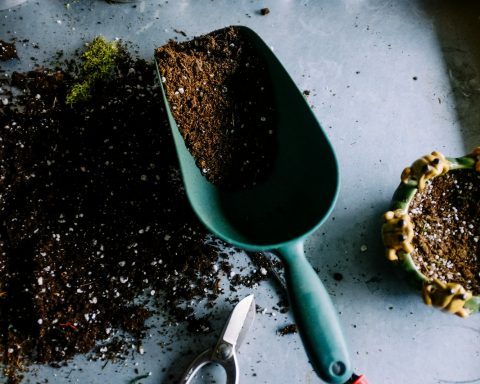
top-left (409, 169), bottom-right (480, 295)
top-left (0, 42), bottom-right (282, 383)
top-left (155, 26), bottom-right (277, 190)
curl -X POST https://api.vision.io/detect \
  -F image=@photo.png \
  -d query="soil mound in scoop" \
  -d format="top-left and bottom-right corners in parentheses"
top-left (155, 26), bottom-right (277, 190)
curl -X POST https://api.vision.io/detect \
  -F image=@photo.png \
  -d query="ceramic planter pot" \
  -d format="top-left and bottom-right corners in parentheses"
top-left (382, 147), bottom-right (480, 317)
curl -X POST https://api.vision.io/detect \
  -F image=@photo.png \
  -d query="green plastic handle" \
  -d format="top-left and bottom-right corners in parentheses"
top-left (279, 241), bottom-right (352, 384)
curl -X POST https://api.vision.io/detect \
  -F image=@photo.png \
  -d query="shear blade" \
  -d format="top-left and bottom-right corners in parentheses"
top-left (220, 294), bottom-right (255, 348)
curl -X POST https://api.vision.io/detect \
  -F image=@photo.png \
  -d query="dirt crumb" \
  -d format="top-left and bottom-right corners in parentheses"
top-left (260, 8), bottom-right (270, 15)
top-left (0, 40), bottom-right (18, 61)
top-left (277, 324), bottom-right (297, 336)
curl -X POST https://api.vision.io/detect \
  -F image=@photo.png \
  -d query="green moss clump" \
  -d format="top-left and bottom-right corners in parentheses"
top-left (65, 81), bottom-right (91, 106)
top-left (66, 36), bottom-right (119, 106)
top-left (82, 36), bottom-right (118, 80)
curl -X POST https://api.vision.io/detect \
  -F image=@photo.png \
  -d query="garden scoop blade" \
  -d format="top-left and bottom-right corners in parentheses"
top-left (155, 26), bottom-right (353, 384)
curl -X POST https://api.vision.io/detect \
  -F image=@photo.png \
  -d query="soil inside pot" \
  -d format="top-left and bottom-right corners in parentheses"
top-left (409, 169), bottom-right (480, 295)
top-left (155, 26), bottom-right (277, 190)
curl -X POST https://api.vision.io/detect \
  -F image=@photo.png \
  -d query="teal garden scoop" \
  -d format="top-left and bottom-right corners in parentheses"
top-left (156, 26), bottom-right (352, 384)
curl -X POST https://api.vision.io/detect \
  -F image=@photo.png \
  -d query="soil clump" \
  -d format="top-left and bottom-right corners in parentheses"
top-left (0, 40), bottom-right (18, 61)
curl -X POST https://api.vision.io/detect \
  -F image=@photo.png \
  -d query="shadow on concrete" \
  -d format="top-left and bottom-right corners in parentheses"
top-left (424, 0), bottom-right (480, 150)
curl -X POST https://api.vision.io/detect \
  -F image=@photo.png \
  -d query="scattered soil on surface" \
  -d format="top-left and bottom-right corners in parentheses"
top-left (409, 170), bottom-right (480, 294)
top-left (0, 41), bottom-right (281, 383)
top-left (0, 40), bottom-right (18, 61)
top-left (155, 26), bottom-right (277, 189)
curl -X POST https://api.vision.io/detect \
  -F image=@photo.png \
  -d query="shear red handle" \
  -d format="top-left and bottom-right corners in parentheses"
top-left (348, 374), bottom-right (368, 384)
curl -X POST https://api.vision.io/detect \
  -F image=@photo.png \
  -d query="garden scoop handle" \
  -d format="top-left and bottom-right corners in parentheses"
top-left (278, 241), bottom-right (352, 384)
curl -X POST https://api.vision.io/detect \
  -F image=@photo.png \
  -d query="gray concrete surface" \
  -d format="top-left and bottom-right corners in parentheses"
top-left (1, 1), bottom-right (480, 383)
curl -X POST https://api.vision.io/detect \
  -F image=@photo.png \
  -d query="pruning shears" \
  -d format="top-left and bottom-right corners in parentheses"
top-left (178, 294), bottom-right (256, 384)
